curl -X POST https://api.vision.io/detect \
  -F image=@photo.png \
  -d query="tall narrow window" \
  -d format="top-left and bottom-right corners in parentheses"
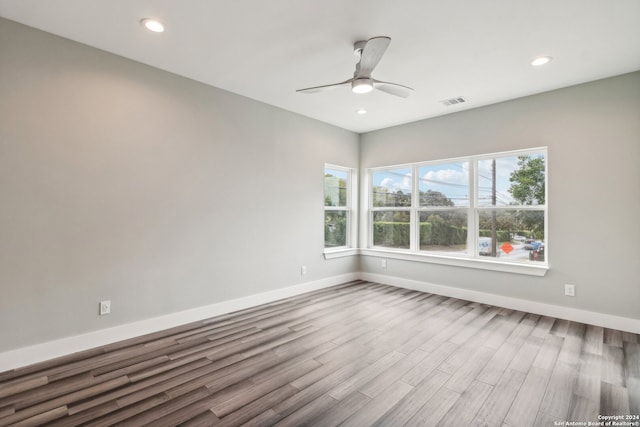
top-left (371, 168), bottom-right (412, 250)
top-left (418, 162), bottom-right (469, 255)
top-left (324, 165), bottom-right (353, 249)
top-left (477, 153), bottom-right (546, 262)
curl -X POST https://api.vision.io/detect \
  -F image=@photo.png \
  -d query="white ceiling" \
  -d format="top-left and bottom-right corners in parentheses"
top-left (1, 0), bottom-right (639, 133)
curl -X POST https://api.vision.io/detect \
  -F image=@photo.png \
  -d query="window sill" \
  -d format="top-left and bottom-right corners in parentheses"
top-left (359, 248), bottom-right (549, 277)
top-left (323, 248), bottom-right (359, 259)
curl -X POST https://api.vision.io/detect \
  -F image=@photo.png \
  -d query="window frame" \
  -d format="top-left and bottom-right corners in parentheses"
top-left (365, 148), bottom-right (549, 276)
top-left (324, 164), bottom-right (358, 258)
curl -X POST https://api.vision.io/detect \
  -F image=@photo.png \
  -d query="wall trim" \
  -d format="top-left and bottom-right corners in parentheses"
top-left (0, 273), bottom-right (359, 373)
top-left (360, 272), bottom-right (640, 335)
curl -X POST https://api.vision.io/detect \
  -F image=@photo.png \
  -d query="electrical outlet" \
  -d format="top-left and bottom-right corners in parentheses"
top-left (564, 284), bottom-right (575, 297)
top-left (381, 259), bottom-right (387, 269)
top-left (301, 265), bottom-right (307, 276)
top-left (99, 300), bottom-right (111, 315)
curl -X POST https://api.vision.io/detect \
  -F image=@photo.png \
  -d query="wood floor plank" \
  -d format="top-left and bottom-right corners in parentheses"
top-left (12, 405), bottom-right (68, 427)
top-left (0, 376), bottom-right (129, 427)
top-left (568, 394), bottom-right (599, 422)
top-left (584, 325), bottom-right (604, 356)
top-left (443, 345), bottom-right (495, 393)
top-left (328, 350), bottom-right (405, 400)
top-left (404, 385), bottom-right (460, 426)
top-left (358, 349), bottom-right (428, 398)
top-left (271, 358), bottom-right (371, 418)
top-left (273, 394), bottom-right (337, 427)
top-left (601, 344), bottom-right (625, 386)
top-left (600, 381), bottom-right (630, 415)
top-left (476, 341), bottom-right (520, 385)
top-left (604, 328), bottom-right (624, 347)
top-left (241, 408), bottom-right (281, 426)
top-left (401, 341), bottom-right (458, 386)
top-left (215, 385), bottom-right (297, 427)
top-left (305, 390), bottom-right (370, 427)
top-left (340, 380), bottom-right (414, 427)
top-left (0, 376), bottom-right (48, 400)
top-left (66, 358), bottom-right (212, 416)
top-left (471, 368), bottom-right (527, 426)
top-left (504, 366), bottom-right (553, 427)
top-left (537, 361), bottom-right (579, 420)
top-left (531, 316), bottom-right (556, 339)
top-left (623, 341), bottom-right (640, 415)
top-left (118, 387), bottom-right (212, 427)
top-left (208, 359), bottom-right (322, 417)
top-left (374, 369), bottom-right (451, 427)
top-left (0, 281), bottom-right (636, 426)
top-left (179, 410), bottom-right (220, 427)
top-left (436, 380), bottom-right (493, 427)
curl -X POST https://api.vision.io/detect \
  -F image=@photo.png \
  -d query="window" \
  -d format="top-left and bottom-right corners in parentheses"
top-left (368, 148), bottom-right (547, 269)
top-left (371, 167), bottom-right (411, 249)
top-left (324, 165), bottom-right (355, 251)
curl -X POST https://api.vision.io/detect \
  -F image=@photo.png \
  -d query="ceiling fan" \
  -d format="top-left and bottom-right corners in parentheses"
top-left (296, 36), bottom-right (414, 98)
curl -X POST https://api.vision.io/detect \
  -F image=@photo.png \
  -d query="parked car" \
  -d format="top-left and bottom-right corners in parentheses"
top-left (513, 235), bottom-right (526, 242)
top-left (529, 246), bottom-right (545, 261)
top-left (478, 237), bottom-right (499, 256)
top-left (524, 240), bottom-right (543, 250)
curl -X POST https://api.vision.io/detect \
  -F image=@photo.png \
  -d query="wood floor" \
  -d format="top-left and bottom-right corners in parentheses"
top-left (0, 281), bottom-right (638, 426)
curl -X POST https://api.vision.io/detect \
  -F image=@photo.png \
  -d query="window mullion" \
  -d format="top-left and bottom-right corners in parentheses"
top-left (410, 165), bottom-right (419, 252)
top-left (469, 159), bottom-right (477, 257)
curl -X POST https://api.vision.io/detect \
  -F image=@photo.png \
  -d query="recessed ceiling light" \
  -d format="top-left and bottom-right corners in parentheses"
top-left (531, 56), bottom-right (552, 67)
top-left (356, 109), bottom-right (368, 115)
top-left (141, 18), bottom-right (165, 33)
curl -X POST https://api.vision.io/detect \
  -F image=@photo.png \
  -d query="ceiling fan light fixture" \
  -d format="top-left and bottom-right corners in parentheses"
top-left (352, 78), bottom-right (374, 94)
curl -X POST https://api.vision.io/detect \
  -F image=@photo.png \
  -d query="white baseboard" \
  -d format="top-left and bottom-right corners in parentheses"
top-left (360, 272), bottom-right (640, 335)
top-left (2, 271), bottom-right (637, 373)
top-left (0, 273), bottom-right (359, 373)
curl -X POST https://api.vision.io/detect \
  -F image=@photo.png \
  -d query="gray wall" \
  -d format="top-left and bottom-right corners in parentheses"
top-left (360, 71), bottom-right (640, 320)
top-left (0, 19), bottom-right (359, 352)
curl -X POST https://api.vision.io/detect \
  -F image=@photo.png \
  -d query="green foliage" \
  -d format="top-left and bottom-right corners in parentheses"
top-left (478, 229), bottom-right (511, 242)
top-left (324, 174), bottom-right (347, 207)
top-left (324, 213), bottom-right (346, 247)
top-left (509, 156), bottom-right (545, 205)
top-left (373, 222), bottom-right (410, 247)
top-left (420, 217), bottom-right (467, 246)
top-left (419, 189), bottom-right (455, 207)
top-left (372, 187), bottom-right (412, 207)
top-left (373, 219), bottom-right (467, 247)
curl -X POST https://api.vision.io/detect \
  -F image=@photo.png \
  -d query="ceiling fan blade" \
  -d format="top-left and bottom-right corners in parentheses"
top-left (296, 79), bottom-right (352, 94)
top-left (356, 36), bottom-right (391, 78)
top-left (373, 80), bottom-right (414, 98)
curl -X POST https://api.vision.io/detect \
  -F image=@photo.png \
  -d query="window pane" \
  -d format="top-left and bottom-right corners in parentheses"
top-left (478, 153), bottom-right (546, 206)
top-left (372, 168), bottom-right (412, 207)
top-left (325, 210), bottom-right (347, 248)
top-left (324, 168), bottom-right (348, 207)
top-left (372, 210), bottom-right (410, 249)
top-left (419, 162), bottom-right (469, 207)
top-left (419, 210), bottom-right (468, 253)
top-left (478, 209), bottom-right (545, 262)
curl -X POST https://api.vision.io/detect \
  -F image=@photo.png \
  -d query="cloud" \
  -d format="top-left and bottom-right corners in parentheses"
top-left (379, 174), bottom-right (412, 192)
top-left (380, 177), bottom-right (394, 188)
top-left (421, 169), bottom-right (468, 186)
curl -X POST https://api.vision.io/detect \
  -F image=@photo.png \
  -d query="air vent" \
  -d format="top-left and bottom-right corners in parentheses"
top-left (441, 96), bottom-right (467, 106)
